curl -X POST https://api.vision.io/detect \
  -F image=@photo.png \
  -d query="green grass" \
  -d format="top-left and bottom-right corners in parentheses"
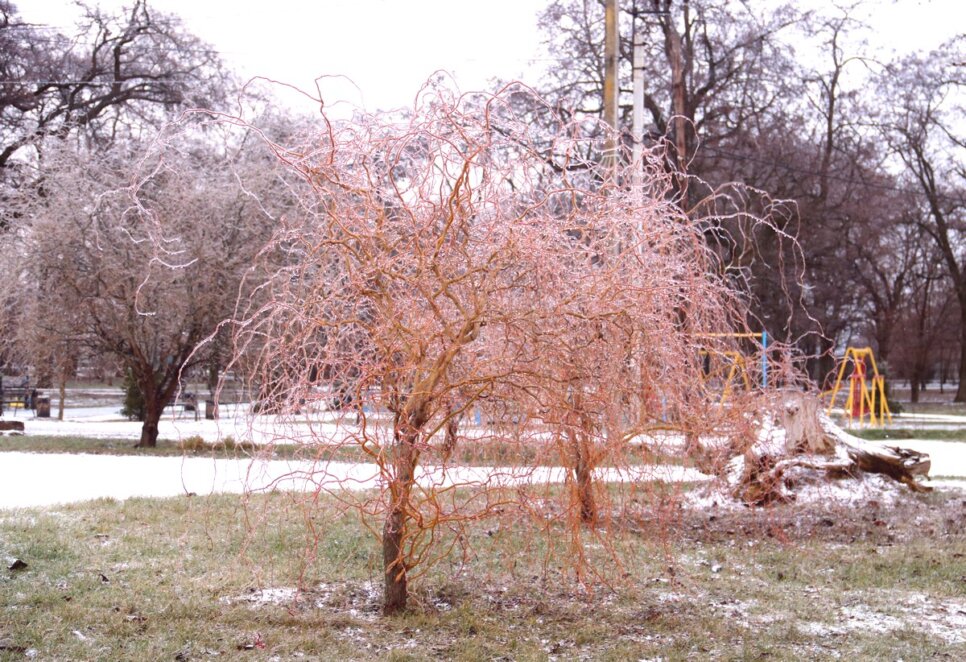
top-left (849, 428), bottom-right (966, 442)
top-left (0, 434), bottom-right (685, 469)
top-left (898, 401), bottom-right (966, 416)
top-left (1, 487), bottom-right (964, 660)
top-left (0, 435), bottom-right (287, 458)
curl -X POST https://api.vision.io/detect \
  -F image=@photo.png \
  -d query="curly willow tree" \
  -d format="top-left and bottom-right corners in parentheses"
top-left (227, 84), bottom-right (761, 615)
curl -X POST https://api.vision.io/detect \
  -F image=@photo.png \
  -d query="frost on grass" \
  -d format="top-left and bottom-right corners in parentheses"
top-left (799, 594), bottom-right (966, 645)
top-left (223, 581), bottom-right (382, 619)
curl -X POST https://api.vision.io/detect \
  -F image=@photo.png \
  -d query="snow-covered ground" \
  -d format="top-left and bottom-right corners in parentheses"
top-left (7, 403), bottom-right (338, 445)
top-left (0, 451), bottom-right (707, 510)
top-left (2, 399), bottom-right (966, 509)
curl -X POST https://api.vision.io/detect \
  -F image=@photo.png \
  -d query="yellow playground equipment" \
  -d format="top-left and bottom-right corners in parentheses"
top-left (824, 347), bottom-right (892, 426)
top-left (700, 349), bottom-right (752, 404)
top-left (696, 331), bottom-right (768, 405)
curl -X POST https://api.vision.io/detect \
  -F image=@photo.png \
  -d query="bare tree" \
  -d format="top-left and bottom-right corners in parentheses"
top-left (537, 0), bottom-right (802, 198)
top-left (2, 123), bottom-right (286, 446)
top-left (877, 37), bottom-right (966, 399)
top-left (0, 0), bottom-right (226, 181)
top-left (227, 85), bottom-right (756, 615)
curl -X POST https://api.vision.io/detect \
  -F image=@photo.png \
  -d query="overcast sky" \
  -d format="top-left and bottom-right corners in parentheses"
top-left (17, 0), bottom-right (966, 117)
top-left (19, 0), bottom-right (549, 115)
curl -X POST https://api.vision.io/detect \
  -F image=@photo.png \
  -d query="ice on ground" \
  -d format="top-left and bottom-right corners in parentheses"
top-left (12, 403), bottom-right (344, 446)
top-left (222, 587), bottom-right (299, 606)
top-left (0, 452), bottom-right (375, 508)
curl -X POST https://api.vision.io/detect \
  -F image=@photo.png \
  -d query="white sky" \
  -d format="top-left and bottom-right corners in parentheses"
top-left (15, 0), bottom-right (966, 117)
top-left (19, 0), bottom-right (550, 115)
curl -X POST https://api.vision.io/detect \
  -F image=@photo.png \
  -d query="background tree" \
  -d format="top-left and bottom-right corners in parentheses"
top-left (531, 0), bottom-right (966, 393)
top-left (2, 125), bottom-right (287, 446)
top-left (537, 0), bottom-right (801, 196)
top-left (0, 0), bottom-right (227, 181)
top-left (876, 37), bottom-right (966, 399)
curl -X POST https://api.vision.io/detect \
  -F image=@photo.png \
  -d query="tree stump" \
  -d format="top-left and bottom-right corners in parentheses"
top-left (728, 391), bottom-right (930, 505)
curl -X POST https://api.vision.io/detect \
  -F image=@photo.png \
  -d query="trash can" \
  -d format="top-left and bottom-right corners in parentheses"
top-left (205, 399), bottom-right (218, 420)
top-left (36, 396), bottom-right (51, 418)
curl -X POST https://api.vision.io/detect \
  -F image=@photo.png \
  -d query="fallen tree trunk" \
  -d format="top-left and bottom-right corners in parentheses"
top-left (728, 391), bottom-right (930, 505)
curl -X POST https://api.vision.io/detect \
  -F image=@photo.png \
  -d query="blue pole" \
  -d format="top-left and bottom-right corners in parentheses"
top-left (761, 330), bottom-right (768, 388)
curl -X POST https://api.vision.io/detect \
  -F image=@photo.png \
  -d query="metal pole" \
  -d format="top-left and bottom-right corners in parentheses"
top-left (603, 0), bottom-right (619, 181)
top-left (762, 330), bottom-right (768, 388)
top-left (632, 22), bottom-right (644, 192)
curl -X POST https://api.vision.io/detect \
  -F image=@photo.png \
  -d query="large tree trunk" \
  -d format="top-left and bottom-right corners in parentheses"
top-left (729, 392), bottom-right (930, 505)
top-left (137, 392), bottom-right (162, 448)
top-left (382, 499), bottom-right (409, 616)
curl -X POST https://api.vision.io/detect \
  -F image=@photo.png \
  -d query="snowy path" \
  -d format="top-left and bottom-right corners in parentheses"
top-left (0, 452), bottom-right (708, 509)
top-left (3, 402), bottom-right (966, 509)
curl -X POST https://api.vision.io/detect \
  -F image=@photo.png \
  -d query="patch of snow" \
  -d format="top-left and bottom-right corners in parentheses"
top-left (0, 452), bottom-right (377, 508)
top-left (890, 412), bottom-right (966, 423)
top-left (6, 394), bottom-right (966, 508)
top-left (753, 416), bottom-right (788, 457)
top-left (929, 479), bottom-right (966, 491)
top-left (222, 587), bottom-right (299, 606)
top-left (800, 595), bottom-right (966, 645)
top-left (786, 473), bottom-right (901, 507)
top-left (682, 471), bottom-right (909, 510)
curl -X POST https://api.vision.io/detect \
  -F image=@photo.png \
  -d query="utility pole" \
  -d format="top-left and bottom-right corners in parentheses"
top-left (668, 2), bottom-right (689, 204)
top-left (602, 0), bottom-right (620, 182)
top-left (632, 20), bottom-right (645, 192)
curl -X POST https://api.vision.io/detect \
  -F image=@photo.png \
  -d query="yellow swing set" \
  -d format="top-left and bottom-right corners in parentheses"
top-left (824, 346), bottom-right (892, 426)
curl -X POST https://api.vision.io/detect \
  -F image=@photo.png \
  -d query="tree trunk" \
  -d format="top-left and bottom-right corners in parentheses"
top-left (138, 394), bottom-right (162, 448)
top-left (667, 14), bottom-right (689, 202)
top-left (57, 376), bottom-right (66, 421)
top-left (567, 426), bottom-right (598, 525)
top-left (382, 422), bottom-right (419, 616)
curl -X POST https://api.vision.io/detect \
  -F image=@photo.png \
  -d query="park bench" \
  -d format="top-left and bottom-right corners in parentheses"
top-left (0, 387), bottom-right (37, 414)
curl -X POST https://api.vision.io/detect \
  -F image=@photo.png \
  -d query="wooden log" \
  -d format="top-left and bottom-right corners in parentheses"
top-left (822, 419), bottom-right (932, 491)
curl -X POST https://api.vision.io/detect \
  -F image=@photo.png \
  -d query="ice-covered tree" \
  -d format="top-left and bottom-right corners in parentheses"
top-left (2, 124), bottom-right (288, 446)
